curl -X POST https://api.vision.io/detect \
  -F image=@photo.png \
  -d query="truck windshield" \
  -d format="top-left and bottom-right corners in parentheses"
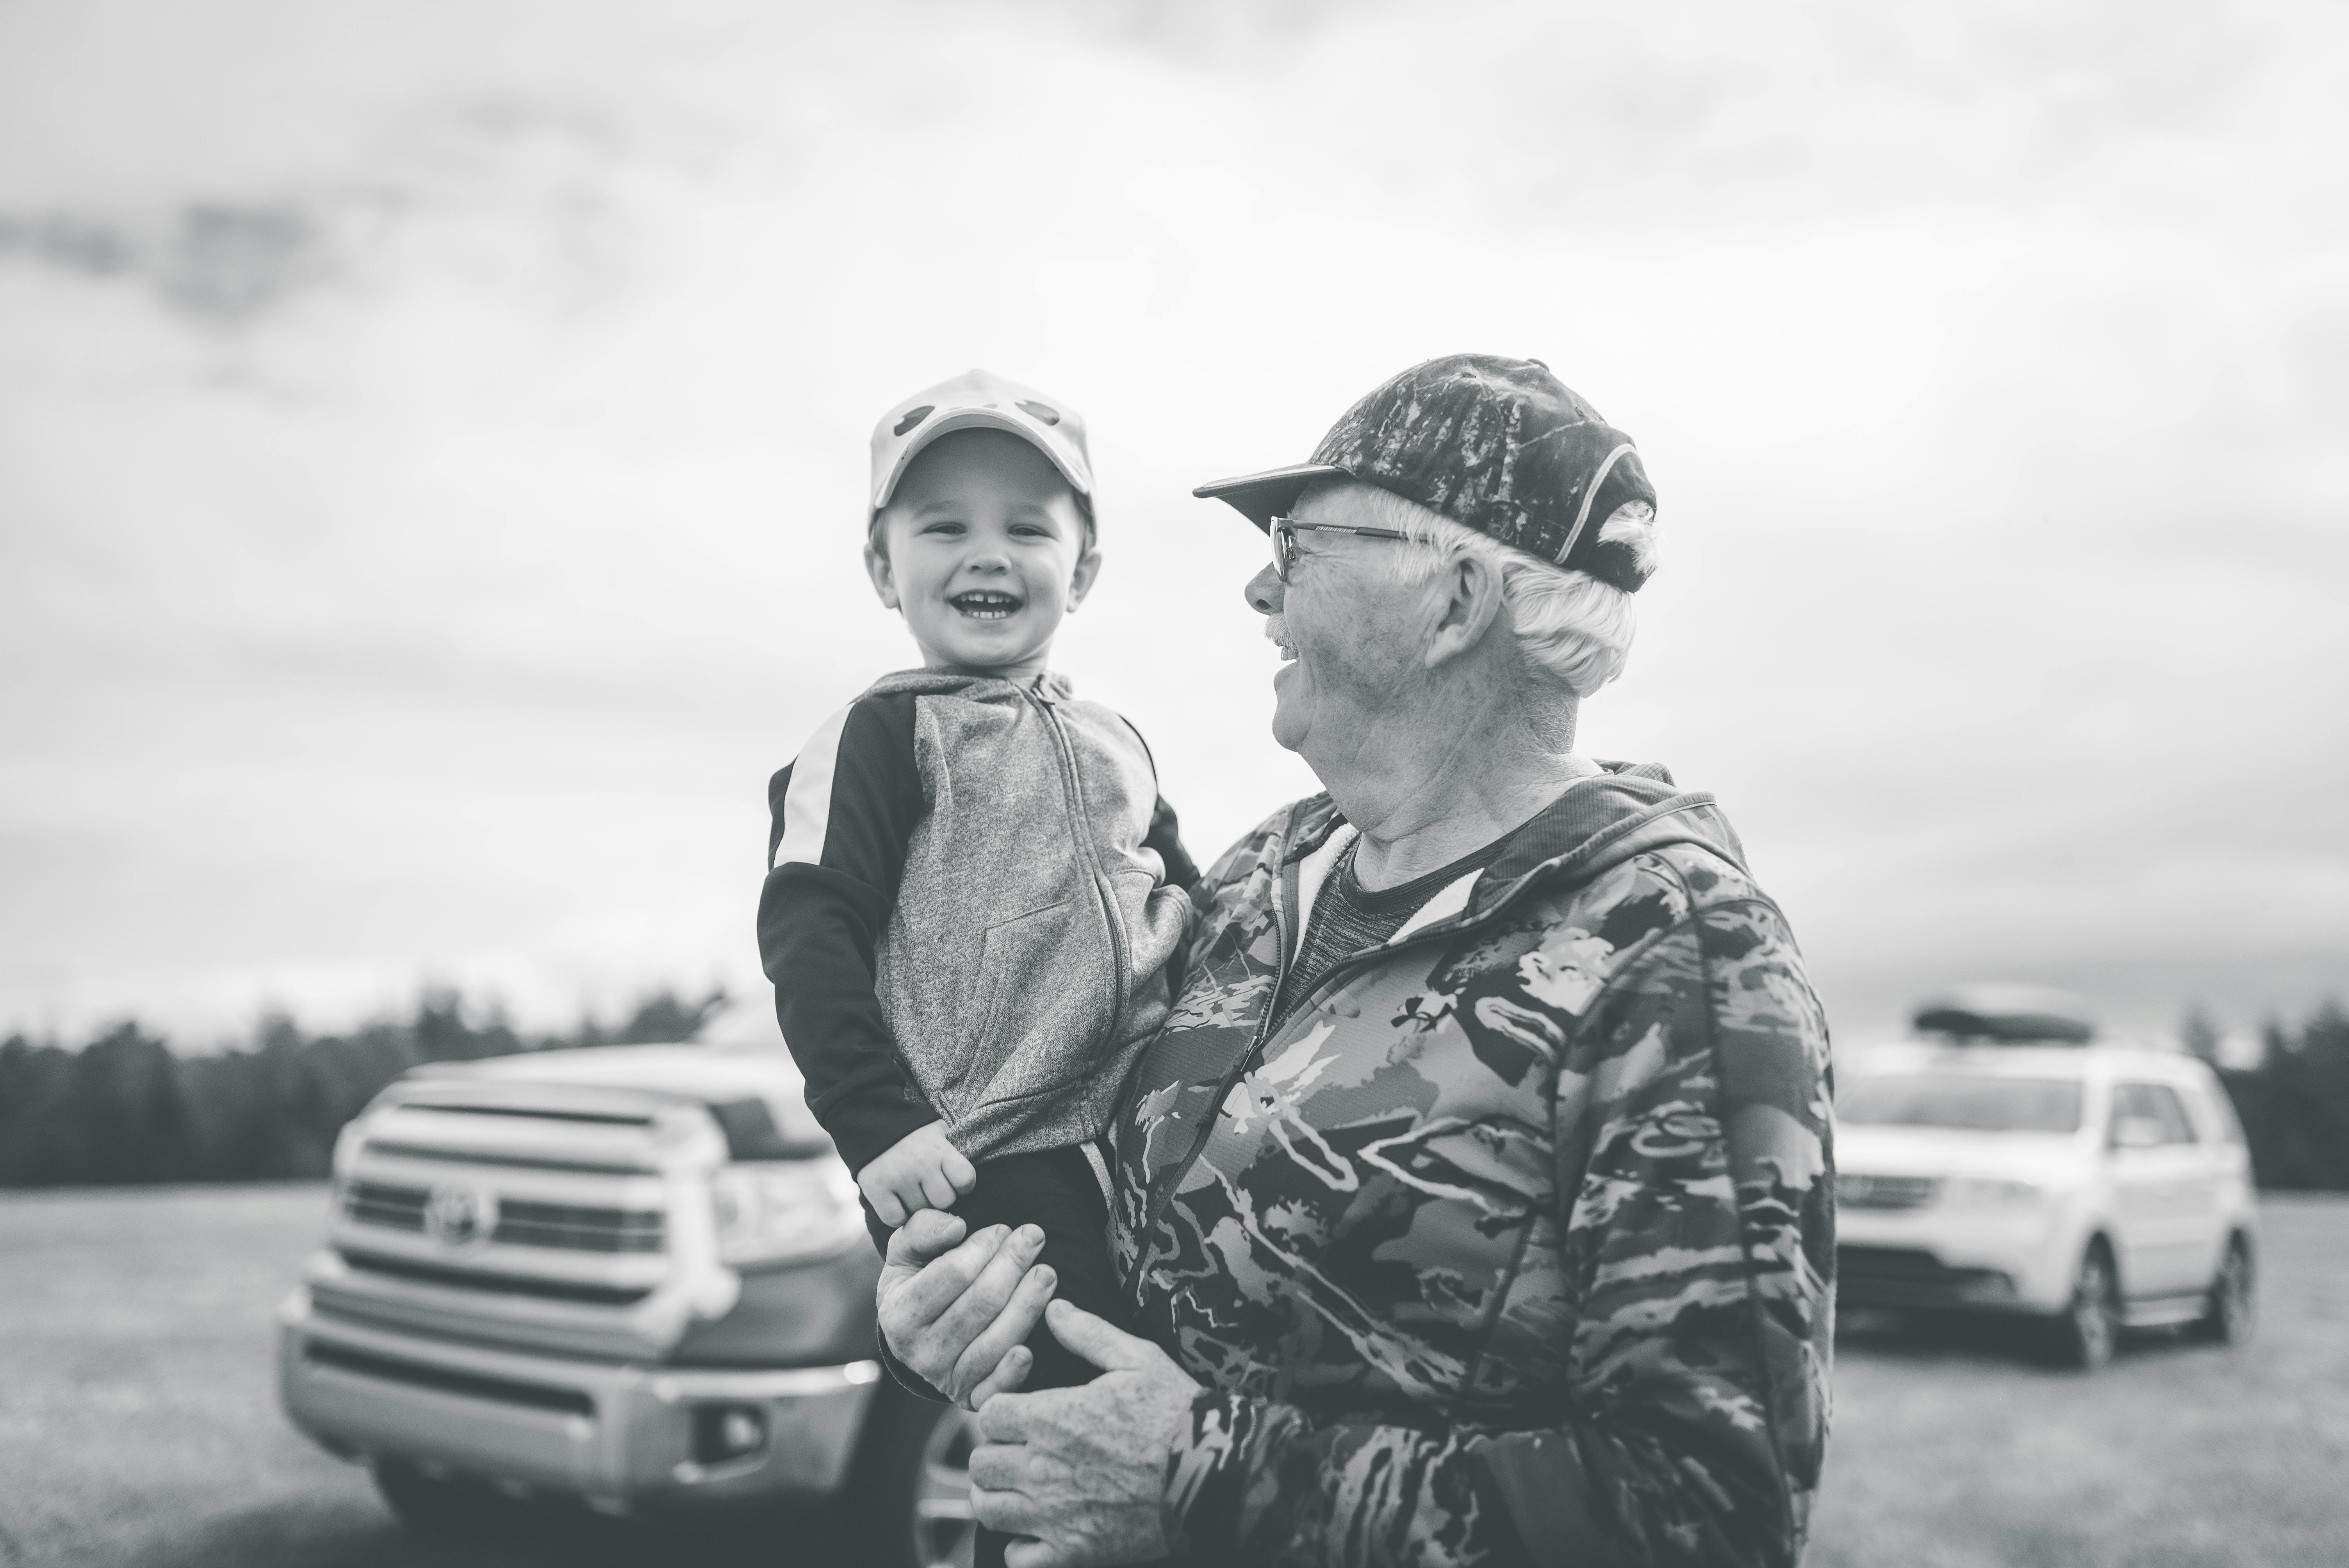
top-left (1839, 1073), bottom-right (2083, 1133)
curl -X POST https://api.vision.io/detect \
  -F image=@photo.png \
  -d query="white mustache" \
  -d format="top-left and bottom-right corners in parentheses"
top-left (1263, 613), bottom-right (1289, 650)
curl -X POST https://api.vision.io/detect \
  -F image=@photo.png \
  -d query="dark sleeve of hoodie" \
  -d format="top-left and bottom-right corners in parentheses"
top-left (1145, 793), bottom-right (1201, 900)
top-left (1119, 714), bottom-right (1201, 899)
top-left (756, 693), bottom-right (937, 1175)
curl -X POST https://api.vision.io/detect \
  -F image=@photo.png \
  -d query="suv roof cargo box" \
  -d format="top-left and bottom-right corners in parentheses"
top-left (1912, 983), bottom-right (2096, 1044)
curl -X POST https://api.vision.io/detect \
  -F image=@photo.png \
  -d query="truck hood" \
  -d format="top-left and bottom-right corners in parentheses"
top-left (428, 1041), bottom-right (800, 1099)
top-left (1837, 1122), bottom-right (2091, 1183)
top-left (408, 1041), bottom-right (829, 1157)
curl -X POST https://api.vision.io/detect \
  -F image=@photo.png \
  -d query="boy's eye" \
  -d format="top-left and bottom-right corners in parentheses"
top-left (920, 520), bottom-right (966, 536)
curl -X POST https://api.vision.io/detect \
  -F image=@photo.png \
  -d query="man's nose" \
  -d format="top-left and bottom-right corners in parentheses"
top-left (1244, 562), bottom-right (1283, 615)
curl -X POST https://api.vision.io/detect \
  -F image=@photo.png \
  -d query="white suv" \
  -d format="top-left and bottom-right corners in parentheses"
top-left (1835, 1037), bottom-right (2257, 1368)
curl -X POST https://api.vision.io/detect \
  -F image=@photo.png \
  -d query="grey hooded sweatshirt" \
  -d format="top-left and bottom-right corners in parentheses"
top-left (758, 669), bottom-right (1197, 1170)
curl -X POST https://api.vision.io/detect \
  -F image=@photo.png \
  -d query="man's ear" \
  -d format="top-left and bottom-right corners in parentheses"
top-left (1423, 550), bottom-right (1505, 669)
top-left (1065, 542), bottom-right (1103, 612)
top-left (864, 533), bottom-right (901, 610)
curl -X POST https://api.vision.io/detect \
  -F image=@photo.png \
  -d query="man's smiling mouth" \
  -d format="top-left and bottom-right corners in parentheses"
top-left (1264, 613), bottom-right (1298, 662)
top-left (950, 590), bottom-right (1024, 621)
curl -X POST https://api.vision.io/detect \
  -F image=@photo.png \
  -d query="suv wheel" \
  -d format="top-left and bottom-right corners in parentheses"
top-left (845, 1382), bottom-right (977, 1568)
top-left (2048, 1241), bottom-right (2121, 1371)
top-left (371, 1458), bottom-right (529, 1538)
top-left (2194, 1234), bottom-right (2255, 1345)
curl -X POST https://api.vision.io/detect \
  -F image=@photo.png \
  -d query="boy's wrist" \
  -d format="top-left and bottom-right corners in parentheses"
top-left (826, 1095), bottom-right (943, 1180)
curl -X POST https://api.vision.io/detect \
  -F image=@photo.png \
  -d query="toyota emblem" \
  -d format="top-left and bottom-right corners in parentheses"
top-left (424, 1182), bottom-right (498, 1246)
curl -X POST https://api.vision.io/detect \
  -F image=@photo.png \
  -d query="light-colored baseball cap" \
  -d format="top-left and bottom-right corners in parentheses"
top-left (868, 368), bottom-right (1094, 513)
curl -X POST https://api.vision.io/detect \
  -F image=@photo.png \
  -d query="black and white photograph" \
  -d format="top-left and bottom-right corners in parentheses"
top-left (2, 2), bottom-right (2344, 1566)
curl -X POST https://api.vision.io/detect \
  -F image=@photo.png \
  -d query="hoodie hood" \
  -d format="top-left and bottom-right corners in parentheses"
top-left (864, 666), bottom-right (1075, 702)
top-left (1470, 761), bottom-right (1747, 916)
top-left (1282, 760), bottom-right (1747, 925)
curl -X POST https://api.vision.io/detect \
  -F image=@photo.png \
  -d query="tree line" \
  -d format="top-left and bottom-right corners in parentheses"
top-left (0, 988), bottom-right (726, 1188)
top-left (1, 991), bottom-right (2343, 1191)
top-left (2206, 1003), bottom-right (2349, 1190)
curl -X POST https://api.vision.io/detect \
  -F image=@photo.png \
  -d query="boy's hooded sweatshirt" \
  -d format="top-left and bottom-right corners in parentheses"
top-left (759, 669), bottom-right (1196, 1171)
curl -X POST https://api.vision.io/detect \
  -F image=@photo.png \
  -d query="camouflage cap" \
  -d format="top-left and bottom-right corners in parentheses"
top-left (1193, 353), bottom-right (1659, 592)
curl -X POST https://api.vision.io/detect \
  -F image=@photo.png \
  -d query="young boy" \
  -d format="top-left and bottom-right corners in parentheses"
top-left (756, 369), bottom-right (1196, 1396)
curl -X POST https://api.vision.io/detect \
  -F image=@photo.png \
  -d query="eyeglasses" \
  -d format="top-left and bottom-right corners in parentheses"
top-left (1269, 516), bottom-right (1408, 582)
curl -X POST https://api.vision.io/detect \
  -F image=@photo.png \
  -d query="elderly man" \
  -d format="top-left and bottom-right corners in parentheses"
top-left (878, 355), bottom-right (1835, 1568)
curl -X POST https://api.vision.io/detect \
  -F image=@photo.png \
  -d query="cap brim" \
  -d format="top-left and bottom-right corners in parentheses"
top-left (873, 408), bottom-right (1093, 511)
top-left (1191, 463), bottom-right (1348, 532)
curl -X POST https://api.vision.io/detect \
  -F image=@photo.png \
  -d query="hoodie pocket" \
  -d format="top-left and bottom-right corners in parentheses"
top-left (949, 900), bottom-right (1080, 1108)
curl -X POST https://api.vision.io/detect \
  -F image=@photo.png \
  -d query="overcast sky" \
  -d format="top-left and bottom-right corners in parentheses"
top-left (2, 0), bottom-right (2344, 1048)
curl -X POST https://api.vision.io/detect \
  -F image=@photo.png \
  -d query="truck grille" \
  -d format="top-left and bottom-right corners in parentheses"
top-left (344, 1180), bottom-right (667, 1254)
top-left (312, 1075), bottom-right (744, 1361)
top-left (346, 1180), bottom-right (430, 1232)
top-left (1836, 1172), bottom-right (1940, 1210)
top-left (498, 1197), bottom-right (666, 1253)
top-left (337, 1247), bottom-right (655, 1306)
top-left (302, 1340), bottom-right (597, 1416)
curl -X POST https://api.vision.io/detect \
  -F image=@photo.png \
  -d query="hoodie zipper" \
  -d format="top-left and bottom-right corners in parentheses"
top-left (1130, 839), bottom-right (1529, 1292)
top-left (1024, 685), bottom-right (1132, 1062)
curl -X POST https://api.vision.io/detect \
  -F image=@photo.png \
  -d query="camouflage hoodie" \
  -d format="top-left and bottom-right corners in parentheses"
top-left (1111, 764), bottom-right (1835, 1568)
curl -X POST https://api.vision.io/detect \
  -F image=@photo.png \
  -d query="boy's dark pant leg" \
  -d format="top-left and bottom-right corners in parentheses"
top-left (949, 1143), bottom-right (1127, 1390)
top-left (862, 1145), bottom-right (1127, 1568)
top-left (859, 1142), bottom-right (1129, 1385)
top-left (958, 1148), bottom-right (1129, 1568)
top-left (861, 1196), bottom-right (896, 1257)
top-left (860, 1144), bottom-right (1126, 1381)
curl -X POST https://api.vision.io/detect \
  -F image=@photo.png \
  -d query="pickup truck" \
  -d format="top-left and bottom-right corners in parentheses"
top-left (276, 1003), bottom-right (971, 1566)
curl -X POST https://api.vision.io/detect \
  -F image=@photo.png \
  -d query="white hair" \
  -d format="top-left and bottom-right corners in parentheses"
top-left (1321, 482), bottom-right (1649, 699)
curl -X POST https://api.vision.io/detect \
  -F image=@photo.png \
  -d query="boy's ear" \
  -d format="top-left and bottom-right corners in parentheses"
top-left (1064, 540), bottom-right (1103, 612)
top-left (864, 533), bottom-right (901, 610)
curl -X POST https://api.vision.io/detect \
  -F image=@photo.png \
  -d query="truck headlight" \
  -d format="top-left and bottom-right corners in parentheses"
top-left (709, 1160), bottom-right (864, 1267)
top-left (1944, 1176), bottom-right (2046, 1207)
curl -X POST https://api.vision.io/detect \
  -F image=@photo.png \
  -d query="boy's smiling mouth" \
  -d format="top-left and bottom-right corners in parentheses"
top-left (949, 588), bottom-right (1025, 620)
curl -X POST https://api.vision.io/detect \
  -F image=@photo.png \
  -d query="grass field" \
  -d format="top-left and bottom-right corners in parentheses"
top-left (2, 1185), bottom-right (2345, 1568)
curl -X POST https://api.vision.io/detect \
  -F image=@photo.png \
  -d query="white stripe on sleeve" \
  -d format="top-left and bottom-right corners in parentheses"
top-left (773, 702), bottom-right (855, 871)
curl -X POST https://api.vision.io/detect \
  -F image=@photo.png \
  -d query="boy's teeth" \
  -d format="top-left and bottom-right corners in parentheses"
top-left (952, 590), bottom-right (1021, 620)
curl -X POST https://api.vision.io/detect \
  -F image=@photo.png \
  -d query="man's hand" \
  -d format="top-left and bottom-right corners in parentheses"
top-left (969, 1299), bottom-right (1200, 1568)
top-left (857, 1121), bottom-right (977, 1228)
top-left (878, 1210), bottom-right (1059, 1409)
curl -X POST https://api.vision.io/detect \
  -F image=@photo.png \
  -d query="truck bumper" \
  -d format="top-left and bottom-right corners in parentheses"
top-left (278, 1288), bottom-right (880, 1510)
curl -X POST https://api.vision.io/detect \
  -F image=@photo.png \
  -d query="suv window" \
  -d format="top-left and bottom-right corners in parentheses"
top-left (2110, 1082), bottom-right (2199, 1146)
top-left (2198, 1082), bottom-right (2248, 1146)
top-left (1839, 1073), bottom-right (2084, 1133)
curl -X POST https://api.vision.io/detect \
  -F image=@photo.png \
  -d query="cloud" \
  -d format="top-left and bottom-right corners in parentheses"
top-left (0, 0), bottom-right (2343, 1044)
top-left (0, 202), bottom-right (332, 322)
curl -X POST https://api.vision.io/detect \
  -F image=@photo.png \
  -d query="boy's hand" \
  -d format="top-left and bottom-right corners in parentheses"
top-left (858, 1122), bottom-right (978, 1228)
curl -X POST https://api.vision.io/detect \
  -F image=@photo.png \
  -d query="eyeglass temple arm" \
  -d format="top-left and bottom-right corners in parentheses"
top-left (1271, 518), bottom-right (1409, 540)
